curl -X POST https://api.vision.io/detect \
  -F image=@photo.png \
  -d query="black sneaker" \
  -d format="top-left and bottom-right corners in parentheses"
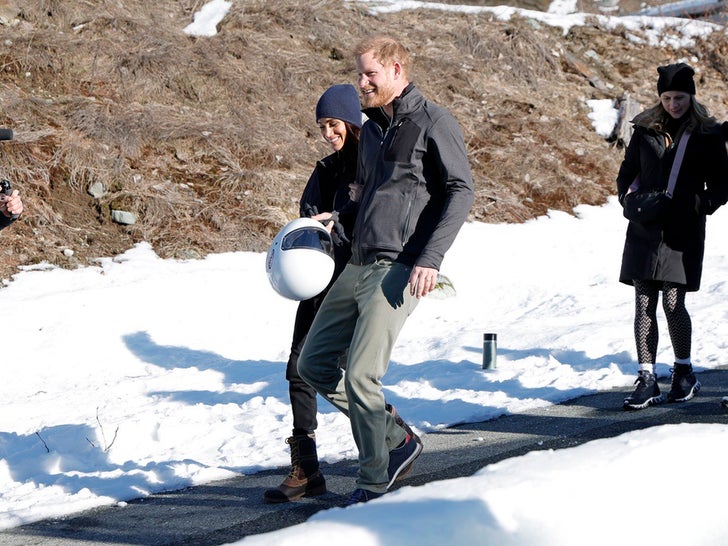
top-left (623, 370), bottom-right (664, 410)
top-left (386, 403), bottom-right (420, 443)
top-left (667, 364), bottom-right (701, 402)
top-left (386, 432), bottom-right (423, 489)
top-left (346, 488), bottom-right (384, 505)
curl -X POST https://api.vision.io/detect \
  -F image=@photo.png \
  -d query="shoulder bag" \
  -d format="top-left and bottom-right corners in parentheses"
top-left (622, 131), bottom-right (691, 224)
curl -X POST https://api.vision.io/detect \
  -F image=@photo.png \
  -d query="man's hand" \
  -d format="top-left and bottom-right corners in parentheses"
top-left (0, 189), bottom-right (23, 218)
top-left (348, 183), bottom-right (363, 203)
top-left (408, 265), bottom-right (439, 299)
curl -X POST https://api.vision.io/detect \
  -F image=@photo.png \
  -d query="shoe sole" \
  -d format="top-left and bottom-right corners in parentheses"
top-left (262, 476), bottom-right (327, 504)
top-left (263, 483), bottom-right (327, 504)
top-left (667, 380), bottom-right (701, 403)
top-left (386, 440), bottom-right (423, 490)
top-left (623, 393), bottom-right (665, 410)
top-left (345, 489), bottom-right (384, 506)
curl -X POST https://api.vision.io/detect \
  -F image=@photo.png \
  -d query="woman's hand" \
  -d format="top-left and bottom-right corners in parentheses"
top-left (310, 212), bottom-right (334, 233)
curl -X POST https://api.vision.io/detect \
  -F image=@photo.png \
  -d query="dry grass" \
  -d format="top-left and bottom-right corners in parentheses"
top-left (1, 0), bottom-right (728, 278)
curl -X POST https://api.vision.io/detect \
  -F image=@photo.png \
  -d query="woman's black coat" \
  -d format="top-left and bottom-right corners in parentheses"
top-left (299, 142), bottom-right (358, 280)
top-left (617, 122), bottom-right (728, 291)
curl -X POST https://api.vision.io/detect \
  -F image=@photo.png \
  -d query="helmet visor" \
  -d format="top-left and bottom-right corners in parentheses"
top-left (281, 227), bottom-right (333, 256)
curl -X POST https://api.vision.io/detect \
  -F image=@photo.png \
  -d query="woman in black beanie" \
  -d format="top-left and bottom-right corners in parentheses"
top-left (617, 63), bottom-right (728, 410)
top-left (263, 84), bottom-right (362, 503)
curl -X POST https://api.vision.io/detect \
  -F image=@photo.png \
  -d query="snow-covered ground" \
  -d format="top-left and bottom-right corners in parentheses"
top-left (2, 1), bottom-right (727, 544)
top-left (4, 195), bottom-right (728, 545)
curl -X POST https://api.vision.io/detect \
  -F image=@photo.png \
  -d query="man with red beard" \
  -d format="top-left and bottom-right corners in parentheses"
top-left (298, 35), bottom-right (474, 505)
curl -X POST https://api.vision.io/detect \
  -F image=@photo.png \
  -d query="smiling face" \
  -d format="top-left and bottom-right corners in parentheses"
top-left (356, 50), bottom-right (404, 112)
top-left (317, 117), bottom-right (348, 152)
top-left (660, 91), bottom-right (691, 120)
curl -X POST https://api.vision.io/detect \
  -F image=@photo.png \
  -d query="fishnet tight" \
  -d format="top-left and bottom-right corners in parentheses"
top-left (633, 280), bottom-right (691, 364)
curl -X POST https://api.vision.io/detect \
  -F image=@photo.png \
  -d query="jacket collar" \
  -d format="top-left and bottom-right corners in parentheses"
top-left (362, 83), bottom-right (422, 128)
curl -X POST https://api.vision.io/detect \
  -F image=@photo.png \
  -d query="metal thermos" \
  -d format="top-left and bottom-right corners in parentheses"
top-left (482, 333), bottom-right (497, 370)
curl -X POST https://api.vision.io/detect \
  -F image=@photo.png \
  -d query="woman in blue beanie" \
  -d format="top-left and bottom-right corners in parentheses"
top-left (618, 63), bottom-right (728, 410)
top-left (263, 84), bottom-right (362, 503)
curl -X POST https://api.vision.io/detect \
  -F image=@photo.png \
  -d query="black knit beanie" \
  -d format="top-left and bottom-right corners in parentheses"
top-left (657, 63), bottom-right (696, 95)
top-left (315, 84), bottom-right (362, 128)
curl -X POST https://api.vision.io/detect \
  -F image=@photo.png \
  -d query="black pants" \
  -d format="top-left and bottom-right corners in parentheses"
top-left (286, 295), bottom-right (324, 436)
top-left (286, 291), bottom-right (348, 436)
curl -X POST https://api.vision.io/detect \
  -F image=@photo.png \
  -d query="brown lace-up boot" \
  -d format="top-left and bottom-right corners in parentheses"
top-left (263, 434), bottom-right (326, 503)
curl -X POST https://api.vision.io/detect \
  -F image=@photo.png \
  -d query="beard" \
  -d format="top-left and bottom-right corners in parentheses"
top-left (361, 81), bottom-right (398, 109)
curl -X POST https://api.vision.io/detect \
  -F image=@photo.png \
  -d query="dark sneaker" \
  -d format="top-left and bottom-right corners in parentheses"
top-left (386, 433), bottom-right (423, 489)
top-left (623, 370), bottom-right (664, 410)
top-left (386, 403), bottom-right (420, 443)
top-left (722, 396), bottom-right (728, 410)
top-left (346, 488), bottom-right (384, 505)
top-left (667, 364), bottom-right (701, 402)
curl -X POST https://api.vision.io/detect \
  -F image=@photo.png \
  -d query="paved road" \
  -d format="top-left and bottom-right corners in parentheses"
top-left (3, 368), bottom-right (727, 546)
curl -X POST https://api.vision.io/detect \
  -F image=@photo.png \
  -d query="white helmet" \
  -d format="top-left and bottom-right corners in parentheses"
top-left (266, 218), bottom-right (335, 300)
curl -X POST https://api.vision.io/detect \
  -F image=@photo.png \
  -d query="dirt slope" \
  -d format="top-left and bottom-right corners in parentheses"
top-left (0, 0), bottom-right (727, 279)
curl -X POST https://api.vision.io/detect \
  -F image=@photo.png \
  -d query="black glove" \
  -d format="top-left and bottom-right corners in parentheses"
top-left (330, 220), bottom-right (350, 245)
top-left (302, 203), bottom-right (319, 218)
top-left (318, 211), bottom-right (350, 245)
top-left (702, 194), bottom-right (715, 215)
top-left (302, 204), bottom-right (350, 244)
top-left (695, 191), bottom-right (717, 215)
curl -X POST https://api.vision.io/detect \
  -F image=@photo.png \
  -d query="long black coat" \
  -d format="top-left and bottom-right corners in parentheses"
top-left (617, 121), bottom-right (728, 291)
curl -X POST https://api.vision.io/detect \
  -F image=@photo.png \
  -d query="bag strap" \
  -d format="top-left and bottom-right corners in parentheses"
top-left (627, 130), bottom-right (691, 198)
top-left (665, 130), bottom-right (691, 198)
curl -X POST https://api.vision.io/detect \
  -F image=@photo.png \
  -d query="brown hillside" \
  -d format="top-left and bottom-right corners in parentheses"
top-left (1, 0), bottom-right (727, 279)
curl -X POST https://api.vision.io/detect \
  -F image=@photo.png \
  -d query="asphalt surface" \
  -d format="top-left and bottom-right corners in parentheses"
top-left (3, 368), bottom-right (728, 546)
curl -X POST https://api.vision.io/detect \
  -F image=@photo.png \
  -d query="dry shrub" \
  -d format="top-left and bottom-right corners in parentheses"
top-left (1, 0), bottom-right (728, 279)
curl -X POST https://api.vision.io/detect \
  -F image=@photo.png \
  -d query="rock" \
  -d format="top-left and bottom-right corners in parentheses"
top-left (88, 182), bottom-right (107, 199)
top-left (0, 0), bottom-right (20, 26)
top-left (111, 210), bottom-right (137, 225)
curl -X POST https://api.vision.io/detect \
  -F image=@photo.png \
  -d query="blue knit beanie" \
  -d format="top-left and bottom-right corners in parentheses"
top-left (315, 84), bottom-right (362, 128)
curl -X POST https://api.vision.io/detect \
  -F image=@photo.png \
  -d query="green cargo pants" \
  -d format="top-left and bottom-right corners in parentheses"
top-left (297, 259), bottom-right (419, 492)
